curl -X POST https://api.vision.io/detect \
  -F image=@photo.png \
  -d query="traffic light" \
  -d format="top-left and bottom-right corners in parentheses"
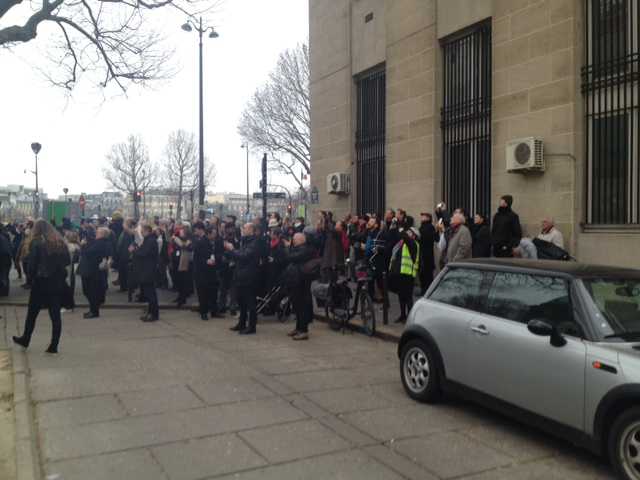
top-left (133, 191), bottom-right (143, 202)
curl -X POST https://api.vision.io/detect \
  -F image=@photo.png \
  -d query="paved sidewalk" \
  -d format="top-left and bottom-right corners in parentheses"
top-left (2, 304), bottom-right (618, 480)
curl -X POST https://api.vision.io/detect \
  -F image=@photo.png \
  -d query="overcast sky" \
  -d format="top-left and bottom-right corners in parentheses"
top-left (0, 0), bottom-right (309, 199)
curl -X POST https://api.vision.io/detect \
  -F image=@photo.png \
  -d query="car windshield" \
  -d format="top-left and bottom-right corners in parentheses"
top-left (583, 278), bottom-right (640, 339)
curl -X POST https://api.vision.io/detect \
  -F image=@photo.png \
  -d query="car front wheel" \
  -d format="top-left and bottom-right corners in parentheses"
top-left (609, 407), bottom-right (640, 480)
top-left (400, 339), bottom-right (442, 403)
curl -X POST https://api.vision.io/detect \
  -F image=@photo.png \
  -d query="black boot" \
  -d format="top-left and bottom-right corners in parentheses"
top-left (229, 323), bottom-right (244, 332)
top-left (12, 336), bottom-right (29, 349)
top-left (83, 312), bottom-right (99, 319)
top-left (200, 313), bottom-right (209, 321)
top-left (239, 327), bottom-right (256, 335)
top-left (45, 345), bottom-right (58, 354)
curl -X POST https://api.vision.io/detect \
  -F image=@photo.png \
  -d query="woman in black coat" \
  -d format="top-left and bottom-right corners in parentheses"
top-left (472, 214), bottom-right (492, 258)
top-left (418, 213), bottom-right (437, 295)
top-left (12, 220), bottom-right (70, 354)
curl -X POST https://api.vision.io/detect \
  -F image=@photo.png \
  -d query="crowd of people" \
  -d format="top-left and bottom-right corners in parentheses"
top-left (0, 193), bottom-right (567, 353)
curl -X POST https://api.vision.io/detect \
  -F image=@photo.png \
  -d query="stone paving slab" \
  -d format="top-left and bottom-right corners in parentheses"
top-left (151, 434), bottom-right (267, 480)
top-left (391, 431), bottom-right (514, 478)
top-left (40, 397), bottom-right (307, 461)
top-left (117, 384), bottom-right (205, 416)
top-left (189, 377), bottom-right (275, 406)
top-left (36, 394), bottom-right (127, 429)
top-left (238, 419), bottom-right (351, 464)
top-left (45, 448), bottom-right (168, 480)
top-left (305, 385), bottom-right (398, 414)
top-left (214, 450), bottom-right (406, 480)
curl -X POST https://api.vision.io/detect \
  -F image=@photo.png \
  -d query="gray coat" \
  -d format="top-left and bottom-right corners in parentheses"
top-left (446, 224), bottom-right (472, 264)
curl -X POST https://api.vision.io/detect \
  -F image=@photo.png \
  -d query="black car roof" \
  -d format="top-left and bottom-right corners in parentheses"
top-left (451, 258), bottom-right (640, 279)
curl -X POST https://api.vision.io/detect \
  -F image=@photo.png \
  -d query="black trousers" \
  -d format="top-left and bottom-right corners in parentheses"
top-left (420, 268), bottom-right (434, 295)
top-left (196, 279), bottom-right (219, 315)
top-left (22, 287), bottom-right (62, 349)
top-left (292, 281), bottom-right (312, 333)
top-left (118, 263), bottom-right (129, 291)
top-left (82, 275), bottom-right (101, 315)
top-left (397, 275), bottom-right (415, 318)
top-left (176, 270), bottom-right (193, 302)
top-left (237, 286), bottom-right (257, 330)
top-left (141, 282), bottom-right (158, 318)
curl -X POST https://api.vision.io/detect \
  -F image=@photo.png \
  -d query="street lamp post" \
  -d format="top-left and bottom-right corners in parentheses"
top-left (63, 187), bottom-right (69, 203)
top-left (241, 143), bottom-right (250, 220)
top-left (182, 17), bottom-right (219, 213)
top-left (30, 142), bottom-right (41, 218)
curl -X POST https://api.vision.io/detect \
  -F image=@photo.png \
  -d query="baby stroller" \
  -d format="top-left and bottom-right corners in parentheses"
top-left (256, 283), bottom-right (292, 322)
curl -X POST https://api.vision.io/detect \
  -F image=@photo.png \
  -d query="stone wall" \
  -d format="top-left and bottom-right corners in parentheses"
top-left (309, 0), bottom-right (353, 220)
top-left (385, 0), bottom-right (437, 217)
top-left (491, 0), bottom-right (578, 248)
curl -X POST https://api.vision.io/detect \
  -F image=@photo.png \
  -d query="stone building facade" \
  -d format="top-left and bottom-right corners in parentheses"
top-left (309, 0), bottom-right (640, 268)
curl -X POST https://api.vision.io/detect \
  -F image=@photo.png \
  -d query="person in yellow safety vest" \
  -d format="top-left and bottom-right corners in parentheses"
top-left (390, 226), bottom-right (420, 324)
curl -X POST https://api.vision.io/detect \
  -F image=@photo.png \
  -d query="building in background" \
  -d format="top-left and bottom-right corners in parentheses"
top-left (309, 0), bottom-right (640, 268)
top-left (0, 184), bottom-right (47, 220)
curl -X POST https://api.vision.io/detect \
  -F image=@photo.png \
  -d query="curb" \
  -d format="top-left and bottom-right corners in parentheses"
top-left (5, 309), bottom-right (41, 480)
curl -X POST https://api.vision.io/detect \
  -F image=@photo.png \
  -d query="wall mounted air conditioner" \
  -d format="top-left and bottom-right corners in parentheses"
top-left (506, 137), bottom-right (545, 172)
top-left (326, 173), bottom-right (350, 194)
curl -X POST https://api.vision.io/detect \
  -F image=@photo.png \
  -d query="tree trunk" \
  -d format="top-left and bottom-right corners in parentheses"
top-left (133, 198), bottom-right (140, 220)
top-left (176, 175), bottom-right (184, 220)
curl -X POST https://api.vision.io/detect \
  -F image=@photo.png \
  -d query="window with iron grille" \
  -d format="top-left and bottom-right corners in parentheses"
top-left (441, 22), bottom-right (492, 219)
top-left (355, 67), bottom-right (386, 216)
top-left (583, 0), bottom-right (640, 225)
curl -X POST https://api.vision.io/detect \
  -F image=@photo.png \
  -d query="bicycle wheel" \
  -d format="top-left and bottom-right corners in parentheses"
top-left (360, 293), bottom-right (376, 336)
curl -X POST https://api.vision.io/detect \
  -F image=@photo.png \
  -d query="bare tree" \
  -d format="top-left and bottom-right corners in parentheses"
top-left (238, 42), bottom-right (309, 188)
top-left (0, 0), bottom-right (221, 92)
top-left (103, 134), bottom-right (156, 219)
top-left (162, 130), bottom-right (216, 220)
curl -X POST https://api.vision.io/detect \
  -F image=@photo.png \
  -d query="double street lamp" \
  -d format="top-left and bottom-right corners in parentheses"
top-left (181, 17), bottom-right (219, 212)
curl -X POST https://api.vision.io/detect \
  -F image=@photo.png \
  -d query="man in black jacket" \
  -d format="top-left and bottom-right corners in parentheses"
top-left (419, 213), bottom-right (437, 295)
top-left (131, 225), bottom-right (159, 322)
top-left (224, 223), bottom-right (260, 335)
top-left (193, 223), bottom-right (222, 320)
top-left (78, 227), bottom-right (109, 318)
top-left (282, 233), bottom-right (315, 340)
top-left (491, 194), bottom-right (522, 258)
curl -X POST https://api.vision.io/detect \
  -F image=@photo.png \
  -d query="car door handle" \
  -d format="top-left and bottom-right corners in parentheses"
top-left (471, 325), bottom-right (490, 335)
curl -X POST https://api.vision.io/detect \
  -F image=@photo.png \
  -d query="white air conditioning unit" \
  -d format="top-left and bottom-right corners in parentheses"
top-left (326, 172), bottom-right (350, 194)
top-left (506, 137), bottom-right (545, 172)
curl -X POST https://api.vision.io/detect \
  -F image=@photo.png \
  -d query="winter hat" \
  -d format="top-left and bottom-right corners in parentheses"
top-left (501, 195), bottom-right (514, 208)
top-left (409, 227), bottom-right (421, 239)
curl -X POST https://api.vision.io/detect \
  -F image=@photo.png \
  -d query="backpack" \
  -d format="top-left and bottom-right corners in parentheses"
top-left (532, 238), bottom-right (572, 261)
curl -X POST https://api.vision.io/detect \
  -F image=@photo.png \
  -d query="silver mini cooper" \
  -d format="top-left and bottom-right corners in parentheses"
top-left (398, 259), bottom-right (640, 480)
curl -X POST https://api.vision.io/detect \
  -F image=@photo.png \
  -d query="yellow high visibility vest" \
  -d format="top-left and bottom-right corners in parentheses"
top-left (400, 242), bottom-right (420, 278)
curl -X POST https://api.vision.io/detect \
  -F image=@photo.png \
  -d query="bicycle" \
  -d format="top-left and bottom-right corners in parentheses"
top-left (319, 259), bottom-right (376, 336)
top-left (349, 259), bottom-right (377, 336)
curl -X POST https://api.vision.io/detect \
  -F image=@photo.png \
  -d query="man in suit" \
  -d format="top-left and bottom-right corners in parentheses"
top-left (78, 227), bottom-right (109, 318)
top-left (193, 222), bottom-right (221, 320)
top-left (224, 223), bottom-right (260, 335)
top-left (131, 225), bottom-right (159, 322)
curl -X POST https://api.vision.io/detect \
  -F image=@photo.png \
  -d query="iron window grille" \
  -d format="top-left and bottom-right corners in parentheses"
top-left (355, 67), bottom-right (386, 217)
top-left (441, 22), bottom-right (492, 220)
top-left (582, 0), bottom-right (640, 225)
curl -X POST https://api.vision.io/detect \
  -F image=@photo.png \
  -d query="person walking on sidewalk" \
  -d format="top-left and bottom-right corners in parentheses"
top-left (131, 225), bottom-right (160, 322)
top-left (389, 227), bottom-right (420, 324)
top-left (491, 194), bottom-right (522, 258)
top-left (13, 219), bottom-right (71, 354)
top-left (225, 223), bottom-right (260, 335)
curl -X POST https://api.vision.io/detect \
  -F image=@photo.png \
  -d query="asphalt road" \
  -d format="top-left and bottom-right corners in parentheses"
top-left (2, 305), bottom-right (617, 480)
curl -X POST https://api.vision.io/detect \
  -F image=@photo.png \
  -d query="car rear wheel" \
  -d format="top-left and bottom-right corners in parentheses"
top-left (400, 339), bottom-right (442, 403)
top-left (609, 407), bottom-right (640, 480)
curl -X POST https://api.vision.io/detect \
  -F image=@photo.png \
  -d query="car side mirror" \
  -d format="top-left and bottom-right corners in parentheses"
top-left (527, 319), bottom-right (567, 347)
